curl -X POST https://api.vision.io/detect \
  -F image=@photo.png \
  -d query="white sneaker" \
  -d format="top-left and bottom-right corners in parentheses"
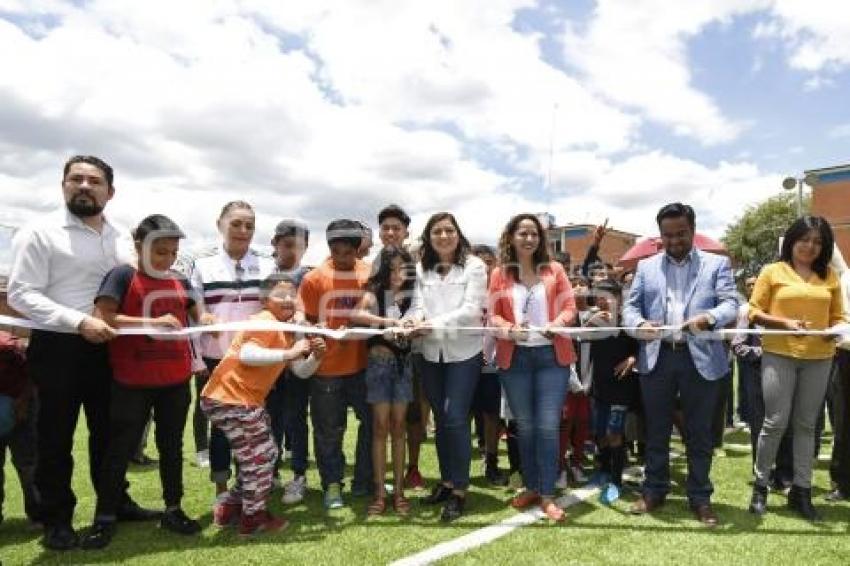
top-left (570, 465), bottom-right (587, 484)
top-left (196, 449), bottom-right (210, 468)
top-left (555, 470), bottom-right (568, 489)
top-left (281, 475), bottom-right (308, 504)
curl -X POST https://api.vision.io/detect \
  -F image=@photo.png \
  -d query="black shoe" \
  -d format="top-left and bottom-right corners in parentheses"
top-left (749, 483), bottom-right (768, 515)
top-left (161, 508), bottom-right (202, 535)
top-left (788, 485), bottom-right (822, 522)
top-left (117, 500), bottom-right (162, 522)
top-left (42, 523), bottom-right (79, 551)
top-left (485, 464), bottom-right (509, 487)
top-left (80, 520), bottom-right (117, 550)
top-left (422, 484), bottom-right (452, 505)
top-left (440, 494), bottom-right (465, 522)
top-left (130, 454), bottom-right (158, 466)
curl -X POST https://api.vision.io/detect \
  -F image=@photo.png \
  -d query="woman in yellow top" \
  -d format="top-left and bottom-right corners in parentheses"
top-left (747, 216), bottom-right (845, 521)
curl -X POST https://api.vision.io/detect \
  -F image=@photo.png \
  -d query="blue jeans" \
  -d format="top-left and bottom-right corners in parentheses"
top-left (0, 394), bottom-right (40, 521)
top-left (267, 369), bottom-right (310, 477)
top-left (499, 346), bottom-right (569, 497)
top-left (309, 373), bottom-right (372, 491)
top-left (420, 353), bottom-right (482, 490)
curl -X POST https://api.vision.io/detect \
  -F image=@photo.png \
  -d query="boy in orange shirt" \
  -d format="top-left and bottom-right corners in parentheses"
top-left (201, 274), bottom-right (325, 536)
top-left (298, 219), bottom-right (371, 510)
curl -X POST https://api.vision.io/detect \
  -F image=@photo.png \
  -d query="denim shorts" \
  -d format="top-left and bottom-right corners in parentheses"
top-left (594, 402), bottom-right (628, 437)
top-left (365, 355), bottom-right (414, 404)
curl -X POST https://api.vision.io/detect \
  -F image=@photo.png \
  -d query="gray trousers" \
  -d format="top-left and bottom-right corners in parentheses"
top-left (755, 352), bottom-right (831, 488)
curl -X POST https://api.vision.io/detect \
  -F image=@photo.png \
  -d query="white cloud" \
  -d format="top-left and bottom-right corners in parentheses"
top-left (768, 0), bottom-right (850, 72)
top-left (0, 0), bottom-right (784, 268)
top-left (754, 0), bottom-right (850, 83)
top-left (248, 0), bottom-right (640, 155)
top-left (562, 0), bottom-right (770, 145)
top-left (543, 151), bottom-right (780, 238)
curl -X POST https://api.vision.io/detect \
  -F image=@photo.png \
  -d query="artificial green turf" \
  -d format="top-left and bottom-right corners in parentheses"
top-left (2, 415), bottom-right (850, 565)
top-left (446, 432), bottom-right (850, 566)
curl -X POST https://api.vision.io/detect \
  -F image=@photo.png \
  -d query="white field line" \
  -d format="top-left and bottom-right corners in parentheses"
top-left (388, 487), bottom-right (599, 566)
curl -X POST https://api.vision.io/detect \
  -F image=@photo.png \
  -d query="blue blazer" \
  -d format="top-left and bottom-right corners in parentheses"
top-left (622, 249), bottom-right (739, 380)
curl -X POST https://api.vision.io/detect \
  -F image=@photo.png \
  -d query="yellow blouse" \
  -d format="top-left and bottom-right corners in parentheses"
top-left (749, 261), bottom-right (845, 360)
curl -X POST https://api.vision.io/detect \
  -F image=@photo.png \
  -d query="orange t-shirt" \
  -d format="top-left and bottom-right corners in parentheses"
top-left (202, 311), bottom-right (293, 406)
top-left (298, 257), bottom-right (369, 377)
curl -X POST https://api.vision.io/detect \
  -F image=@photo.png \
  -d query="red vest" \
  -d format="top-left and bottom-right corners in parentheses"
top-left (109, 272), bottom-right (192, 387)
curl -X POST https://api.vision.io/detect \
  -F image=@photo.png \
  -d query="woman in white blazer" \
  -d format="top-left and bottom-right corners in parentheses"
top-left (407, 212), bottom-right (487, 522)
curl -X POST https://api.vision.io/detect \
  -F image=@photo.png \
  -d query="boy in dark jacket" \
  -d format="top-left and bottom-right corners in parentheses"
top-left (586, 279), bottom-right (639, 504)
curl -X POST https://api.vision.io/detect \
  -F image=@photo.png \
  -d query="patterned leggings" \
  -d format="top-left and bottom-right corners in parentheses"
top-left (201, 398), bottom-right (278, 516)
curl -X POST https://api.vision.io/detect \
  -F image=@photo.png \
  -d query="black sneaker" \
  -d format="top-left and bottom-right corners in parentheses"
top-left (80, 520), bottom-right (117, 550)
top-left (485, 464), bottom-right (509, 487)
top-left (117, 500), bottom-right (162, 522)
top-left (130, 454), bottom-right (158, 466)
top-left (161, 508), bottom-right (202, 535)
top-left (42, 523), bottom-right (79, 551)
top-left (422, 484), bottom-right (452, 505)
top-left (440, 494), bottom-right (465, 522)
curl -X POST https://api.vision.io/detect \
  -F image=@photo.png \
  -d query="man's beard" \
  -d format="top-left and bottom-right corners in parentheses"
top-left (66, 194), bottom-right (104, 218)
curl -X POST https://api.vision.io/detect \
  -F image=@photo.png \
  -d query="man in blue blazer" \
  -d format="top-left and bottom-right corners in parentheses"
top-left (623, 203), bottom-right (739, 526)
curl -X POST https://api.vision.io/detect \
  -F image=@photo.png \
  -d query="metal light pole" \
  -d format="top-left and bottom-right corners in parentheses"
top-left (781, 173), bottom-right (819, 216)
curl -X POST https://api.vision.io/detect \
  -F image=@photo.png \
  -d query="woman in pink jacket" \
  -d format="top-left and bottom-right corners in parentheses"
top-left (488, 213), bottom-right (577, 522)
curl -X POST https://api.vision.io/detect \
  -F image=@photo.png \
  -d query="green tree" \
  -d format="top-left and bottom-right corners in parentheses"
top-left (722, 192), bottom-right (810, 277)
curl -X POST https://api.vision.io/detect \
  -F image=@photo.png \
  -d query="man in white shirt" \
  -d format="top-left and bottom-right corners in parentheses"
top-left (8, 156), bottom-right (159, 551)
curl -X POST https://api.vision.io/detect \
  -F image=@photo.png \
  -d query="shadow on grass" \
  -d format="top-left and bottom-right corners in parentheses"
top-left (24, 474), bottom-right (514, 564)
top-left (0, 517), bottom-right (43, 546)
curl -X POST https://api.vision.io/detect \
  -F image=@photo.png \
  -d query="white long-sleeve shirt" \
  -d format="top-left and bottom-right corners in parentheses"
top-left (408, 255), bottom-right (487, 363)
top-left (8, 209), bottom-right (134, 331)
top-left (239, 343), bottom-right (321, 378)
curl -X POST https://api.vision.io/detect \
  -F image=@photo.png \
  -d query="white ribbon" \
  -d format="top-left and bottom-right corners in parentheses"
top-left (2, 314), bottom-right (849, 341)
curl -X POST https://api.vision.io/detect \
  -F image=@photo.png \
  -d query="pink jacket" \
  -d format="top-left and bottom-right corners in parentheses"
top-left (488, 261), bottom-right (577, 370)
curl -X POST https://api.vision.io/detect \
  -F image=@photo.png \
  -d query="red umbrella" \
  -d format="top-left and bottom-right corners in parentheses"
top-left (618, 233), bottom-right (726, 270)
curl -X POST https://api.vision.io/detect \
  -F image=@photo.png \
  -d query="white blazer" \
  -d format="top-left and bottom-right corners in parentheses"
top-left (409, 254), bottom-right (487, 363)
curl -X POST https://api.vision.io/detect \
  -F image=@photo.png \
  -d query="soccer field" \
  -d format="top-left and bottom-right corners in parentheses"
top-left (2, 412), bottom-right (849, 565)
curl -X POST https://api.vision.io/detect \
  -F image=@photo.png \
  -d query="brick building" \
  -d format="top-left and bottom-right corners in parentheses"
top-left (546, 223), bottom-right (640, 273)
top-left (808, 163), bottom-right (850, 262)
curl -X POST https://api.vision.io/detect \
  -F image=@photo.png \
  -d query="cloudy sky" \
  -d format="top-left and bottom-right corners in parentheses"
top-left (1, 0), bottom-right (849, 267)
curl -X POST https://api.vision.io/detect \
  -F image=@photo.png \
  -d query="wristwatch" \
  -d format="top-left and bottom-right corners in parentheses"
top-left (705, 313), bottom-right (717, 330)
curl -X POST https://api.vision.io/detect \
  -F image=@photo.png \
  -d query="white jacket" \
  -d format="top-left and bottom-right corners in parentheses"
top-left (409, 255), bottom-right (487, 363)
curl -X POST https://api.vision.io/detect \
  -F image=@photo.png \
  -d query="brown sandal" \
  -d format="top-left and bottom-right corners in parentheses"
top-left (393, 494), bottom-right (411, 517)
top-left (367, 496), bottom-right (386, 516)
